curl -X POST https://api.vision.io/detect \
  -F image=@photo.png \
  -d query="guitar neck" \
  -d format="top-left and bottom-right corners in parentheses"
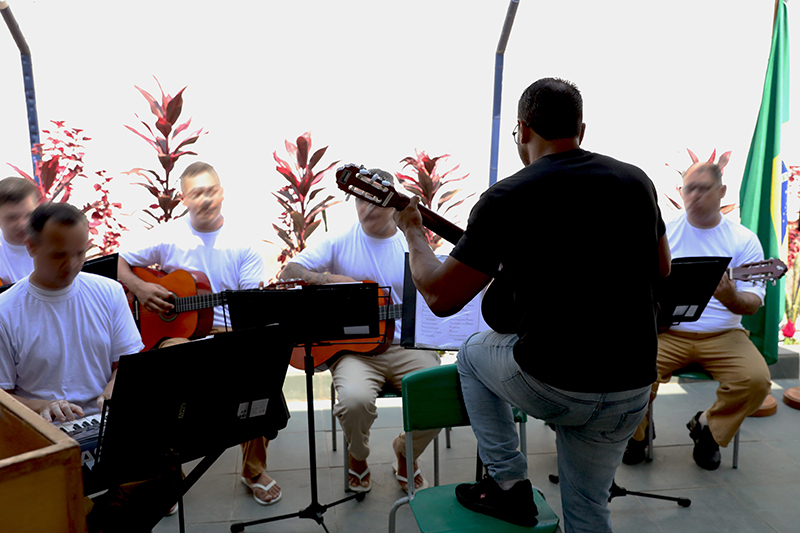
top-left (391, 194), bottom-right (464, 246)
top-left (379, 303), bottom-right (403, 321)
top-left (174, 292), bottom-right (226, 313)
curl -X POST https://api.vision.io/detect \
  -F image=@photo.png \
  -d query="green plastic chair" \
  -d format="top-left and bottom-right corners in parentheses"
top-left (646, 364), bottom-right (740, 467)
top-left (388, 364), bottom-right (559, 533)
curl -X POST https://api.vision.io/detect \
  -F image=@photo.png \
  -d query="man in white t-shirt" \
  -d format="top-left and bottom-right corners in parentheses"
top-left (280, 168), bottom-right (440, 494)
top-left (117, 162), bottom-right (281, 506)
top-left (0, 177), bottom-right (40, 285)
top-left (0, 202), bottom-right (143, 420)
top-left (623, 162), bottom-right (771, 470)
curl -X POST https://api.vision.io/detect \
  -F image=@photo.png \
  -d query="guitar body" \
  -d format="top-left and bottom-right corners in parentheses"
top-left (288, 284), bottom-right (395, 371)
top-left (131, 267), bottom-right (214, 351)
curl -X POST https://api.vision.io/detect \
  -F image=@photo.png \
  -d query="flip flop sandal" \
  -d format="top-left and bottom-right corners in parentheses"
top-left (392, 461), bottom-right (429, 493)
top-left (240, 476), bottom-right (283, 505)
top-left (347, 467), bottom-right (372, 493)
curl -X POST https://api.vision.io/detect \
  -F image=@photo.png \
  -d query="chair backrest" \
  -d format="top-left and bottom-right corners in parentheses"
top-left (401, 364), bottom-right (470, 432)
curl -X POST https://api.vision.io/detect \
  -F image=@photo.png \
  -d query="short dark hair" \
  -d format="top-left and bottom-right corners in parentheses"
top-left (0, 177), bottom-right (41, 208)
top-left (684, 162), bottom-right (722, 184)
top-left (28, 202), bottom-right (87, 243)
top-left (517, 78), bottom-right (583, 140)
top-left (179, 162), bottom-right (219, 189)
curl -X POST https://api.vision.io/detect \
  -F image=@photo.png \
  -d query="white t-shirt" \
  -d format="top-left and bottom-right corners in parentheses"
top-left (0, 231), bottom-right (34, 285)
top-left (290, 223), bottom-right (408, 342)
top-left (668, 213), bottom-right (765, 333)
top-left (0, 273), bottom-right (144, 415)
top-left (120, 218), bottom-right (266, 328)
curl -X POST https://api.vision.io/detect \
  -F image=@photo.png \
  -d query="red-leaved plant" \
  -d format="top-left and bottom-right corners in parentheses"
top-left (124, 78), bottom-right (205, 225)
top-left (8, 120), bottom-right (126, 258)
top-left (664, 148), bottom-right (736, 214)
top-left (270, 132), bottom-right (340, 266)
top-left (782, 165), bottom-right (800, 342)
top-left (395, 150), bottom-right (473, 251)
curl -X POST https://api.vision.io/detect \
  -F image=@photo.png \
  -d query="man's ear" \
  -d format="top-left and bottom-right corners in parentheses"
top-left (719, 184), bottom-right (728, 199)
top-left (25, 236), bottom-right (37, 255)
top-left (578, 123), bottom-right (586, 144)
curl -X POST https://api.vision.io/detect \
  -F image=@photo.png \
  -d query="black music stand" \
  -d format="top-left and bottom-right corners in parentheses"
top-left (225, 283), bottom-right (381, 533)
top-left (94, 325), bottom-right (293, 532)
top-left (657, 256), bottom-right (731, 328)
top-left (550, 257), bottom-right (731, 508)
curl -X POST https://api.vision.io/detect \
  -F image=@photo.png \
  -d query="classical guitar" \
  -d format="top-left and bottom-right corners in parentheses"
top-left (286, 281), bottom-right (403, 371)
top-left (129, 270), bottom-right (313, 351)
top-left (127, 267), bottom-right (218, 351)
top-left (333, 164), bottom-right (523, 331)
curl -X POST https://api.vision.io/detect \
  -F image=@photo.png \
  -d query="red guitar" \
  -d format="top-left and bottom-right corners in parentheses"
top-left (127, 267), bottom-right (219, 351)
top-left (287, 281), bottom-right (402, 371)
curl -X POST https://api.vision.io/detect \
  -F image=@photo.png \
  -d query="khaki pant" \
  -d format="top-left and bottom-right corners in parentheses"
top-left (160, 329), bottom-right (269, 480)
top-left (330, 345), bottom-right (441, 461)
top-left (633, 329), bottom-right (771, 447)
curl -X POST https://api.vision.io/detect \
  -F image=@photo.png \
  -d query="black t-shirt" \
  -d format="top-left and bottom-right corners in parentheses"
top-left (451, 149), bottom-right (665, 393)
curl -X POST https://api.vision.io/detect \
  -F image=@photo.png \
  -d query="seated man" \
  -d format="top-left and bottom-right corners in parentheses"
top-left (117, 161), bottom-right (282, 506)
top-left (0, 176), bottom-right (40, 285)
top-left (623, 161), bottom-right (772, 470)
top-left (0, 202), bottom-right (166, 530)
top-left (280, 169), bottom-right (440, 494)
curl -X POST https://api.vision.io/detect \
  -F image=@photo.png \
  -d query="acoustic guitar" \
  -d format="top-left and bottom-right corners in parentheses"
top-left (334, 164), bottom-right (520, 330)
top-left (287, 281), bottom-right (403, 371)
top-left (127, 267), bottom-right (219, 351)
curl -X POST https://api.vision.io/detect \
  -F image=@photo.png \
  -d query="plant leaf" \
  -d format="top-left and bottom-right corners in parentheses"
top-left (308, 146), bottom-right (328, 170)
top-left (165, 86), bottom-right (186, 126)
top-left (135, 85), bottom-right (164, 119)
top-left (296, 132), bottom-right (311, 169)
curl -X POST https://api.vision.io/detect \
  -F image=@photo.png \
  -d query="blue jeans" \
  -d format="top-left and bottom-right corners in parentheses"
top-left (457, 330), bottom-right (650, 533)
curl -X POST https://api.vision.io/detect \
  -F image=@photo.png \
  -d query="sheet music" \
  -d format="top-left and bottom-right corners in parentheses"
top-left (412, 251), bottom-right (488, 350)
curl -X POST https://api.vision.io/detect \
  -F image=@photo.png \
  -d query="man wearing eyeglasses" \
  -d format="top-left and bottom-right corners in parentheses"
top-left (623, 161), bottom-right (771, 471)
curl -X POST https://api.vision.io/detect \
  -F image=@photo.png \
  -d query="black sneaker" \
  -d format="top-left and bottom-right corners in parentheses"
top-left (455, 476), bottom-right (538, 527)
top-left (622, 423), bottom-right (654, 465)
top-left (687, 411), bottom-right (721, 470)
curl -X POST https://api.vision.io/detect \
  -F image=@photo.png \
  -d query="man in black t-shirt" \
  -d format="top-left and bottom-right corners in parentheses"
top-left (394, 78), bottom-right (670, 533)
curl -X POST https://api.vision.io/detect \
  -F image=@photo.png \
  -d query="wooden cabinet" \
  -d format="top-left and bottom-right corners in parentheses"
top-left (0, 390), bottom-right (86, 533)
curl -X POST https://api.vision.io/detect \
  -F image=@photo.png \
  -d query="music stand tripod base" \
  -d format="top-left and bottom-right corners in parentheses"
top-left (230, 345), bottom-right (366, 533)
top-left (548, 475), bottom-right (691, 507)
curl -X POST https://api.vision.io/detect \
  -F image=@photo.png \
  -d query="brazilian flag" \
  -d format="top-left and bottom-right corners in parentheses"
top-left (739, 0), bottom-right (790, 365)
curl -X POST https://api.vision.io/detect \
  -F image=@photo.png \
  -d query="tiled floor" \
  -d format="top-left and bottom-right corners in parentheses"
top-left (153, 378), bottom-right (800, 533)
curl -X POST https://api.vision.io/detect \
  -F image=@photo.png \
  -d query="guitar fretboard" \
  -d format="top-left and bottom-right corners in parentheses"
top-left (379, 304), bottom-right (403, 321)
top-left (174, 292), bottom-right (226, 313)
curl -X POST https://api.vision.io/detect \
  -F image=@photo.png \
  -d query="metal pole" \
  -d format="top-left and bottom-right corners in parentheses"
top-left (1, 1), bottom-right (40, 181)
top-left (488, 0), bottom-right (520, 186)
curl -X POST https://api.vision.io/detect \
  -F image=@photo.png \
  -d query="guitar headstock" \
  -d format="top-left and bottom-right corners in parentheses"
top-left (729, 258), bottom-right (788, 284)
top-left (335, 164), bottom-right (404, 210)
top-left (262, 278), bottom-right (308, 290)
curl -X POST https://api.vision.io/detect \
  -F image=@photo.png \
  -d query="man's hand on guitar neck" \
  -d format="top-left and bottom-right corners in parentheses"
top-left (713, 272), bottom-right (761, 316)
top-left (279, 263), bottom-right (357, 285)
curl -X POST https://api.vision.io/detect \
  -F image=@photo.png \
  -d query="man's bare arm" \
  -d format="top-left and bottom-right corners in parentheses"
top-left (117, 256), bottom-right (173, 313)
top-left (279, 262), bottom-right (357, 285)
top-left (658, 234), bottom-right (671, 278)
top-left (394, 197), bottom-right (491, 317)
top-left (714, 274), bottom-right (762, 315)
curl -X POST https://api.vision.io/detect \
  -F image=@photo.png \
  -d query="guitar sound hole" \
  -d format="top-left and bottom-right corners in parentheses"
top-left (159, 294), bottom-right (178, 322)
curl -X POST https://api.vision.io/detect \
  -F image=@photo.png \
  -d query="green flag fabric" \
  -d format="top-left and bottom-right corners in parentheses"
top-left (739, 0), bottom-right (790, 365)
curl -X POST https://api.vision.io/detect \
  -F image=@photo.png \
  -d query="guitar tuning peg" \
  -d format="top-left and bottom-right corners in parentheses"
top-left (381, 180), bottom-right (391, 187)
top-left (359, 169), bottom-right (370, 176)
